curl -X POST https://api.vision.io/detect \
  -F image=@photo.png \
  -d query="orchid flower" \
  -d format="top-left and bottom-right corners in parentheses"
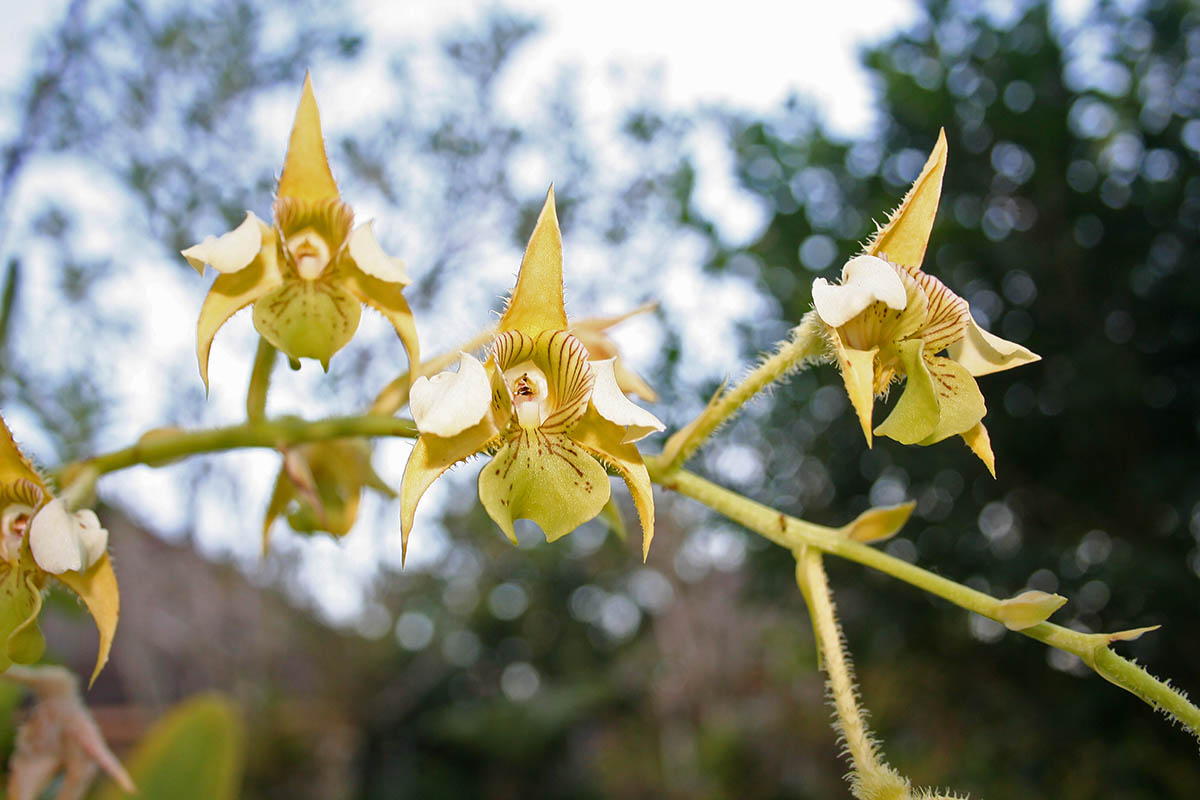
top-left (811, 131), bottom-right (1039, 474)
top-left (262, 438), bottom-right (395, 554)
top-left (182, 74), bottom-right (419, 388)
top-left (400, 188), bottom-right (664, 560)
top-left (0, 415), bottom-right (118, 685)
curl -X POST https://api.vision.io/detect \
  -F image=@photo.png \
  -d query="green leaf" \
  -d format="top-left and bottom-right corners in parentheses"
top-left (92, 694), bottom-right (245, 800)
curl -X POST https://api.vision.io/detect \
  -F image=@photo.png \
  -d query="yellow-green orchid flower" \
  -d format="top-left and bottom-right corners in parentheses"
top-left (0, 414), bottom-right (119, 685)
top-left (811, 131), bottom-right (1039, 474)
top-left (400, 188), bottom-right (664, 560)
top-left (261, 437), bottom-right (395, 554)
top-left (182, 74), bottom-right (419, 388)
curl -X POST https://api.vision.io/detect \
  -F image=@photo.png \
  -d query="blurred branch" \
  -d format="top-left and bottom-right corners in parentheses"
top-left (54, 414), bottom-right (417, 487)
top-left (651, 465), bottom-right (1200, 742)
top-left (659, 312), bottom-right (825, 473)
top-left (0, 260), bottom-right (18, 363)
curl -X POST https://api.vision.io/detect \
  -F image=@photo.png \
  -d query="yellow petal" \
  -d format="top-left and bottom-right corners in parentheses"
top-left (812, 255), bottom-right (907, 327)
top-left (866, 129), bottom-right (947, 268)
top-left (835, 341), bottom-right (879, 446)
top-left (960, 421), bottom-right (996, 477)
top-left (947, 316), bottom-right (1041, 377)
top-left (498, 187), bottom-right (568, 336)
top-left (902, 263), bottom-right (970, 353)
top-left (478, 430), bottom-right (611, 545)
top-left (342, 264), bottom-right (421, 378)
top-left (571, 407), bottom-right (657, 559)
top-left (276, 73), bottom-right (340, 203)
top-left (589, 358), bottom-right (664, 443)
top-left (347, 222), bottom-right (411, 285)
top-left (181, 212), bottom-right (265, 275)
top-left (996, 590), bottom-right (1067, 631)
top-left (400, 422), bottom-right (499, 563)
top-left (197, 243), bottom-right (284, 392)
top-left (56, 552), bottom-right (119, 687)
top-left (410, 353), bottom-right (492, 438)
top-left (0, 414), bottom-right (47, 492)
top-left (252, 280), bottom-right (362, 370)
top-left (875, 340), bottom-right (984, 445)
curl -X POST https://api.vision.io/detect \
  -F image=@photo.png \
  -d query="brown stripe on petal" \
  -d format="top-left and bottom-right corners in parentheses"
top-left (491, 330), bottom-right (536, 371)
top-left (274, 196), bottom-right (355, 249)
top-left (907, 267), bottom-right (969, 353)
top-left (0, 479), bottom-right (42, 509)
top-left (538, 330), bottom-right (594, 434)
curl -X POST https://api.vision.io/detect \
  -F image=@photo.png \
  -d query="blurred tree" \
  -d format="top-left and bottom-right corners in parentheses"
top-left (664, 0), bottom-right (1200, 795)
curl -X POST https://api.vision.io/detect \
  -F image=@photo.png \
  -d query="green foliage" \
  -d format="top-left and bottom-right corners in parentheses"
top-left (91, 695), bottom-right (245, 800)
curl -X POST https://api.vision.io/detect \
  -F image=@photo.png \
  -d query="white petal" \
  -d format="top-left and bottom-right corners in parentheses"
top-left (349, 222), bottom-right (411, 285)
top-left (812, 255), bottom-right (907, 327)
top-left (410, 353), bottom-right (491, 438)
top-left (947, 316), bottom-right (1041, 376)
top-left (29, 499), bottom-right (84, 574)
top-left (589, 358), bottom-right (665, 443)
top-left (181, 211), bottom-right (265, 275)
top-left (73, 509), bottom-right (109, 567)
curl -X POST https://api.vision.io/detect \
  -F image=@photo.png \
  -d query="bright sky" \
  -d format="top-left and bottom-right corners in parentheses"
top-left (359, 0), bottom-right (920, 134)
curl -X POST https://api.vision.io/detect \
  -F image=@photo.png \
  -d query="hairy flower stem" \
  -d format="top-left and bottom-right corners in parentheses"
top-left (798, 547), bottom-right (908, 798)
top-left (649, 464), bottom-right (1200, 740)
top-left (54, 415), bottom-right (417, 485)
top-left (659, 312), bottom-right (826, 472)
top-left (246, 337), bottom-right (277, 423)
top-left (370, 326), bottom-right (497, 416)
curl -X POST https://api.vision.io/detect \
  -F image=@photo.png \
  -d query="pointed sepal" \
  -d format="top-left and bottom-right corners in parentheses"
top-left (865, 128), bottom-right (947, 268)
top-left (56, 552), bottom-right (119, 686)
top-left (572, 407), bottom-right (657, 559)
top-left (196, 231), bottom-right (283, 392)
top-left (276, 73), bottom-right (340, 203)
top-left (947, 316), bottom-right (1041, 377)
top-left (498, 187), bottom-right (568, 336)
top-left (343, 265), bottom-right (421, 378)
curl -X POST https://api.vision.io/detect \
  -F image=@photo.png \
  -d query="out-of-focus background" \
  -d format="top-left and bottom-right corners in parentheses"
top-left (0, 0), bottom-right (1198, 796)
